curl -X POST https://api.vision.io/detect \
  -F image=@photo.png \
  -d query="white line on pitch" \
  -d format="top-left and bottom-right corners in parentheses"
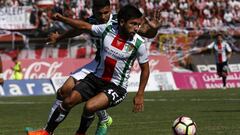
top-left (0, 101), bottom-right (51, 105)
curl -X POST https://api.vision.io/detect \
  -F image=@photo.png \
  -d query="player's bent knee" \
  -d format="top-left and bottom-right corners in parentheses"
top-left (58, 78), bottom-right (76, 99)
top-left (56, 89), bottom-right (64, 100)
top-left (62, 98), bottom-right (75, 109)
top-left (58, 87), bottom-right (71, 98)
top-left (85, 102), bottom-right (98, 113)
top-left (62, 92), bottom-right (82, 110)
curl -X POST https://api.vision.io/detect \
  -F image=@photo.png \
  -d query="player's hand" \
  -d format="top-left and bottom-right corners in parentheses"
top-left (52, 13), bottom-right (63, 21)
top-left (133, 94), bottom-right (144, 113)
top-left (47, 32), bottom-right (59, 46)
top-left (144, 9), bottom-right (162, 29)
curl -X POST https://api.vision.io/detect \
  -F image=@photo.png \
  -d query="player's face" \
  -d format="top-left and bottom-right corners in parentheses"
top-left (93, 6), bottom-right (111, 24)
top-left (217, 35), bottom-right (222, 43)
top-left (120, 18), bottom-right (142, 39)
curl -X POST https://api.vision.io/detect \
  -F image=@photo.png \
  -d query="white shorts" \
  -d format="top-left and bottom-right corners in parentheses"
top-left (70, 59), bottom-right (98, 80)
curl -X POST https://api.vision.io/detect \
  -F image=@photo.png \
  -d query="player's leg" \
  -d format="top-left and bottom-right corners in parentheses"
top-left (28, 90), bottom-right (84, 135)
top-left (95, 110), bottom-right (113, 135)
top-left (217, 62), bottom-right (227, 89)
top-left (47, 76), bottom-right (76, 121)
top-left (76, 83), bottom-right (127, 135)
top-left (45, 90), bottom-right (84, 134)
top-left (95, 85), bottom-right (127, 135)
top-left (222, 62), bottom-right (229, 89)
top-left (76, 92), bottom-right (109, 134)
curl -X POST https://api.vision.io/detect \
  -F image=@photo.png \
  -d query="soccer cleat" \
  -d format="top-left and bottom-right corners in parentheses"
top-left (27, 129), bottom-right (49, 135)
top-left (95, 116), bottom-right (113, 135)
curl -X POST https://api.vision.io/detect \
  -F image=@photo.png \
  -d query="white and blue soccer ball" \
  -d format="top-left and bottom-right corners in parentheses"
top-left (172, 116), bottom-right (197, 135)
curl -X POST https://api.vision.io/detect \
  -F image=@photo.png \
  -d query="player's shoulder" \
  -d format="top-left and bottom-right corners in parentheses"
top-left (222, 40), bottom-right (229, 45)
top-left (133, 34), bottom-right (145, 43)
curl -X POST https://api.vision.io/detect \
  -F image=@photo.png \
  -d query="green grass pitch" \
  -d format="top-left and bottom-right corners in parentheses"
top-left (0, 88), bottom-right (240, 135)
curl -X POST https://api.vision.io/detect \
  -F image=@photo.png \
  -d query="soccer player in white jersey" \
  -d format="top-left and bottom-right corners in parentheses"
top-left (29, 0), bottom-right (161, 135)
top-left (29, 4), bottom-right (151, 135)
top-left (200, 33), bottom-right (232, 89)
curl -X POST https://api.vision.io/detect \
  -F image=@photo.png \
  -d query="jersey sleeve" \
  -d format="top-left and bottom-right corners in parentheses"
top-left (91, 24), bottom-right (108, 37)
top-left (224, 42), bottom-right (232, 52)
top-left (137, 44), bottom-right (149, 64)
top-left (207, 42), bottom-right (214, 49)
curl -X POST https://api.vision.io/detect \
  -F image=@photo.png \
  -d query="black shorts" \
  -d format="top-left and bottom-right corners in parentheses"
top-left (216, 61), bottom-right (229, 76)
top-left (73, 73), bottom-right (127, 107)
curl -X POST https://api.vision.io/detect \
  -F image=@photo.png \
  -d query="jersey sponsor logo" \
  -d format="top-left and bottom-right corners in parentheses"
top-left (124, 43), bottom-right (134, 52)
top-left (111, 34), bottom-right (126, 50)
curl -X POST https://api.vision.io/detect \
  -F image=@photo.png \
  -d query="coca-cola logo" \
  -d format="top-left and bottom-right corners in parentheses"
top-left (4, 61), bottom-right (64, 79)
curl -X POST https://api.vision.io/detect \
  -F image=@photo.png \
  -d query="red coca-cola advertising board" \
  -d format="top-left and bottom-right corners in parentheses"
top-left (3, 56), bottom-right (172, 80)
top-left (3, 58), bottom-right (91, 79)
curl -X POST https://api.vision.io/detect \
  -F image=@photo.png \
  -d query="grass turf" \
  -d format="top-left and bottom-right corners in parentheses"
top-left (0, 88), bottom-right (239, 135)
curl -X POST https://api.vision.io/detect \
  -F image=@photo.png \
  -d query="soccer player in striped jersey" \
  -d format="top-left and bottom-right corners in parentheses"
top-left (200, 33), bottom-right (232, 89)
top-left (44, 1), bottom-right (116, 135)
top-left (32, 1), bottom-right (160, 135)
top-left (29, 4), bottom-right (150, 135)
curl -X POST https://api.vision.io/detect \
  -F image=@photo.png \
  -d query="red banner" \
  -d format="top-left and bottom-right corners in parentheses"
top-left (3, 56), bottom-right (172, 80)
top-left (3, 58), bottom-right (91, 79)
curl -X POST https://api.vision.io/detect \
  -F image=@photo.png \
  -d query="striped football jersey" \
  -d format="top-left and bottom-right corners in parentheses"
top-left (91, 23), bottom-right (149, 89)
top-left (207, 41), bottom-right (232, 63)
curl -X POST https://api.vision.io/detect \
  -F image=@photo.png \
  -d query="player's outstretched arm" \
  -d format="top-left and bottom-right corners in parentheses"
top-left (47, 29), bottom-right (83, 46)
top-left (133, 62), bottom-right (149, 113)
top-left (52, 13), bottom-right (92, 31)
top-left (138, 10), bottom-right (161, 38)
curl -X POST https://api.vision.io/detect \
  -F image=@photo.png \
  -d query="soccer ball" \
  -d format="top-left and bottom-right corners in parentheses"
top-left (172, 116), bottom-right (197, 135)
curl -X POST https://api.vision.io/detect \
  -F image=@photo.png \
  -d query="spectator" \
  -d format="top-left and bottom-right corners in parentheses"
top-left (211, 14), bottom-right (224, 27)
top-left (5, 0), bottom-right (23, 7)
top-left (12, 57), bottom-right (23, 80)
top-left (223, 9), bottom-right (234, 26)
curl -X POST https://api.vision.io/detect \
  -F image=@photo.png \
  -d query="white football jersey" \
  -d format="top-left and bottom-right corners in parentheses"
top-left (91, 23), bottom-right (148, 89)
top-left (70, 14), bottom-right (117, 80)
top-left (207, 41), bottom-right (232, 63)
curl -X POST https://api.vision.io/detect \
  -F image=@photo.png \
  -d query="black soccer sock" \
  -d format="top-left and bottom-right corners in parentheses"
top-left (222, 76), bottom-right (227, 87)
top-left (45, 104), bottom-right (69, 133)
top-left (76, 109), bottom-right (95, 134)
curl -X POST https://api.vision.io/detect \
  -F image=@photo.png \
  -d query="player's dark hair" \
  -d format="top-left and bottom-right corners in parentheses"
top-left (216, 33), bottom-right (223, 37)
top-left (92, 0), bottom-right (110, 9)
top-left (117, 5), bottom-right (142, 23)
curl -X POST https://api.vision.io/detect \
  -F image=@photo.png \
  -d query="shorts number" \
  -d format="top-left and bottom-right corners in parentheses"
top-left (107, 89), bottom-right (119, 100)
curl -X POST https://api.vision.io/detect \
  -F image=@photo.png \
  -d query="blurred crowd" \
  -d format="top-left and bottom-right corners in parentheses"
top-left (144, 0), bottom-right (240, 29)
top-left (1, 0), bottom-right (240, 36)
